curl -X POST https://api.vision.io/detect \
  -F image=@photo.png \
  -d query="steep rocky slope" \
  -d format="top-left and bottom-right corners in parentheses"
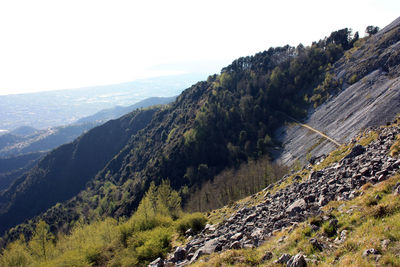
top-left (275, 19), bottom-right (400, 167)
top-left (157, 121), bottom-right (400, 266)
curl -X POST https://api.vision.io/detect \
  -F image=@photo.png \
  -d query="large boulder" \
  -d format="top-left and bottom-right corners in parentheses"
top-left (287, 198), bottom-right (307, 215)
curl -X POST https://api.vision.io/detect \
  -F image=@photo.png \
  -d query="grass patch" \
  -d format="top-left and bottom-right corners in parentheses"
top-left (358, 130), bottom-right (379, 146)
top-left (322, 221), bottom-right (337, 238)
top-left (390, 135), bottom-right (400, 157)
top-left (313, 143), bottom-right (352, 171)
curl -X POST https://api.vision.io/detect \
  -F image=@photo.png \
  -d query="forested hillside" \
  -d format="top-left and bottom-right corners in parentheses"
top-left (0, 27), bottom-right (369, 246)
top-left (0, 109), bottom-right (157, 236)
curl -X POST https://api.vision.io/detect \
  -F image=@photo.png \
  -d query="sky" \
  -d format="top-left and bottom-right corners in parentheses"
top-left (0, 0), bottom-right (399, 95)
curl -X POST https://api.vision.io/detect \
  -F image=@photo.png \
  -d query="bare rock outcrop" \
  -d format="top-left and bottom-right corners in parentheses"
top-left (274, 17), bottom-right (400, 167)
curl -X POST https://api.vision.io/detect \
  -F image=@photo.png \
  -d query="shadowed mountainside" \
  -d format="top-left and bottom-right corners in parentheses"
top-left (0, 108), bottom-right (157, 234)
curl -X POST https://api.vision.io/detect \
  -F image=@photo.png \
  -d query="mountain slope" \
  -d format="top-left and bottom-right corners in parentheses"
top-left (275, 19), bottom-right (400, 166)
top-left (1, 116), bottom-right (398, 267)
top-left (0, 152), bottom-right (45, 192)
top-left (160, 122), bottom-right (400, 266)
top-left (0, 123), bottom-right (96, 158)
top-left (1, 20), bottom-right (398, 246)
top-left (0, 108), bottom-right (157, 235)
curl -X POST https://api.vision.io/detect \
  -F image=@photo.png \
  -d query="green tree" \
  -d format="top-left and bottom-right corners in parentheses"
top-left (156, 180), bottom-right (181, 219)
top-left (29, 220), bottom-right (54, 260)
top-left (366, 25), bottom-right (379, 36)
top-left (0, 239), bottom-right (33, 267)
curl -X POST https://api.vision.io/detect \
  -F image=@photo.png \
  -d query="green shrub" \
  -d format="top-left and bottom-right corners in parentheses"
top-left (348, 74), bottom-right (358, 84)
top-left (176, 213), bottom-right (207, 235)
top-left (309, 216), bottom-right (323, 227)
top-left (132, 214), bottom-right (173, 232)
top-left (129, 227), bottom-right (172, 263)
top-left (301, 225), bottom-right (313, 238)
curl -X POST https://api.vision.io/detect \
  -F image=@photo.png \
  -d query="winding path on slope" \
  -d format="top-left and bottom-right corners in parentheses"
top-left (279, 112), bottom-right (342, 147)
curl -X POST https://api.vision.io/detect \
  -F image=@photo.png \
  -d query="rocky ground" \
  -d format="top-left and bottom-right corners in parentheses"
top-left (150, 124), bottom-right (400, 266)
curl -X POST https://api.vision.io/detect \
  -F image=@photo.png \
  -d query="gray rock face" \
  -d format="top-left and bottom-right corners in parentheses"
top-left (161, 125), bottom-right (400, 266)
top-left (274, 16), bottom-right (400, 167)
top-left (201, 238), bottom-right (220, 254)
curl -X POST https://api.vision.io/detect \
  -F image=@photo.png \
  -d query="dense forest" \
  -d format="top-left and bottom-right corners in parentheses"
top-left (0, 27), bottom-right (362, 250)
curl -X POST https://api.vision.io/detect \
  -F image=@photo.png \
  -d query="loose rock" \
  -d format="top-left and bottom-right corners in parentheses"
top-left (287, 253), bottom-right (307, 267)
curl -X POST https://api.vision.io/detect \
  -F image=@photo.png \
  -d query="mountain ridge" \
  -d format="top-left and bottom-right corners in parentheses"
top-left (0, 96), bottom-right (176, 158)
top-left (1, 19), bottom-right (400, 251)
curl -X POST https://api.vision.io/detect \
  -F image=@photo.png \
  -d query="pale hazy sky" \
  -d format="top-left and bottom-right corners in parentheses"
top-left (0, 0), bottom-right (399, 95)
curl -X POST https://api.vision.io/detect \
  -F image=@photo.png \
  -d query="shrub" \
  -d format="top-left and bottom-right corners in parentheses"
top-left (301, 225), bottom-right (313, 238)
top-left (85, 246), bottom-right (104, 266)
top-left (348, 74), bottom-right (358, 84)
top-left (132, 214), bottom-right (173, 232)
top-left (129, 227), bottom-right (172, 263)
top-left (365, 195), bottom-right (379, 207)
top-left (176, 213), bottom-right (207, 235)
top-left (309, 216), bottom-right (323, 227)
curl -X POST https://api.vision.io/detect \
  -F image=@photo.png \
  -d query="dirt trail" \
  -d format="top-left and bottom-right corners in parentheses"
top-left (281, 113), bottom-right (342, 147)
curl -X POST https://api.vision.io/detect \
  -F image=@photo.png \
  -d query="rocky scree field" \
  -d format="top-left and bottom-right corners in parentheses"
top-left (152, 119), bottom-right (400, 266)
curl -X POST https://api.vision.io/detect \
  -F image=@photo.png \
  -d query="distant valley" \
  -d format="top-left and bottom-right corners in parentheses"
top-left (0, 73), bottom-right (208, 131)
top-left (0, 96), bottom-right (176, 193)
